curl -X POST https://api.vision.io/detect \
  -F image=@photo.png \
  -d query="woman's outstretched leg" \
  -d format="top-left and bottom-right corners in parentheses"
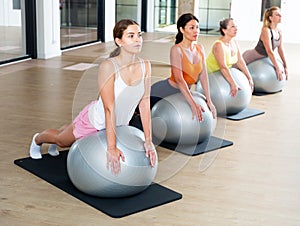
top-left (29, 124), bottom-right (76, 159)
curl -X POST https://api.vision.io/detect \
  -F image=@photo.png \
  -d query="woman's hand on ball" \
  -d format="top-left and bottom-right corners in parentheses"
top-left (248, 78), bottom-right (254, 92)
top-left (190, 102), bottom-right (204, 122)
top-left (284, 67), bottom-right (288, 80)
top-left (206, 100), bottom-right (217, 118)
top-left (229, 83), bottom-right (240, 97)
top-left (144, 141), bottom-right (156, 167)
top-left (106, 147), bottom-right (125, 175)
top-left (275, 66), bottom-right (284, 81)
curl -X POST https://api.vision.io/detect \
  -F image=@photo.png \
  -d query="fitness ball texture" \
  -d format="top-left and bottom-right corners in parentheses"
top-left (247, 57), bottom-right (286, 93)
top-left (67, 126), bottom-right (158, 198)
top-left (151, 91), bottom-right (216, 145)
top-left (196, 68), bottom-right (252, 116)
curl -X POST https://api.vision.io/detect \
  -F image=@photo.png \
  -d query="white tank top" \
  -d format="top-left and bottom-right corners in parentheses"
top-left (88, 58), bottom-right (146, 130)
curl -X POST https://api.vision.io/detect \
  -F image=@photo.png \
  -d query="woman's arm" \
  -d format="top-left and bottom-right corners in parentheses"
top-left (98, 60), bottom-right (125, 175)
top-left (277, 30), bottom-right (288, 79)
top-left (213, 42), bottom-right (239, 97)
top-left (170, 45), bottom-right (204, 121)
top-left (234, 40), bottom-right (254, 92)
top-left (198, 44), bottom-right (216, 118)
top-left (139, 60), bottom-right (156, 167)
top-left (261, 27), bottom-right (284, 80)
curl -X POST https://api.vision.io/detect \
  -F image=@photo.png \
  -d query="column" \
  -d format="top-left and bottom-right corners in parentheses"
top-left (104, 0), bottom-right (116, 42)
top-left (36, 0), bottom-right (61, 59)
top-left (178, 0), bottom-right (197, 16)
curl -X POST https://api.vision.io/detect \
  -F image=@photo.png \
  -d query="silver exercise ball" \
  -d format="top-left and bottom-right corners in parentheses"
top-left (247, 57), bottom-right (286, 93)
top-left (196, 68), bottom-right (252, 116)
top-left (67, 125), bottom-right (158, 198)
top-left (151, 91), bottom-right (216, 145)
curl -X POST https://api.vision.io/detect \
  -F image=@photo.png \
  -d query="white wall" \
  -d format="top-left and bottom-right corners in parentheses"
top-left (231, 0), bottom-right (299, 44)
top-left (281, 0), bottom-right (300, 43)
top-left (231, 0), bottom-right (262, 41)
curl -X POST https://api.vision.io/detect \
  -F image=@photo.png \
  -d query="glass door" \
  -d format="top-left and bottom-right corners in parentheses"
top-left (154, 0), bottom-right (178, 32)
top-left (261, 0), bottom-right (281, 20)
top-left (198, 0), bottom-right (231, 35)
top-left (116, 0), bottom-right (140, 24)
top-left (0, 0), bottom-right (33, 64)
top-left (60, 0), bottom-right (99, 49)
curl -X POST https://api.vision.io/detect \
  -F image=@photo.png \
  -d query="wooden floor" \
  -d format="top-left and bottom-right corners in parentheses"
top-left (1, 33), bottom-right (300, 226)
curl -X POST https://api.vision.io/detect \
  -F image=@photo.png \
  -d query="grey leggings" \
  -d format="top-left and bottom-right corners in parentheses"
top-left (243, 49), bottom-right (266, 65)
top-left (150, 78), bottom-right (181, 109)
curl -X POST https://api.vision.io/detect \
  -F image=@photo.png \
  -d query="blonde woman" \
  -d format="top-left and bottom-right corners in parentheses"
top-left (243, 6), bottom-right (288, 81)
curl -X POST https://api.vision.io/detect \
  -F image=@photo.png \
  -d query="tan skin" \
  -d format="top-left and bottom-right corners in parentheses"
top-left (35, 24), bottom-right (156, 175)
top-left (260, 9), bottom-right (288, 80)
top-left (100, 24), bottom-right (156, 174)
top-left (169, 19), bottom-right (216, 120)
top-left (213, 20), bottom-right (254, 97)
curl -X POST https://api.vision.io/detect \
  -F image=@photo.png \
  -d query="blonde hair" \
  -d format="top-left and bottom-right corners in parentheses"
top-left (262, 6), bottom-right (280, 28)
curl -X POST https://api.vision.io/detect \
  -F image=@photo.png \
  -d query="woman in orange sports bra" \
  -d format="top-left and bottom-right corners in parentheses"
top-left (150, 13), bottom-right (216, 121)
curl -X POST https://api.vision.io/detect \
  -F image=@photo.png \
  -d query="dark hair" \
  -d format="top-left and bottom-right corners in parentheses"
top-left (175, 13), bottom-right (199, 44)
top-left (109, 19), bottom-right (139, 57)
top-left (219, 18), bottom-right (234, 36)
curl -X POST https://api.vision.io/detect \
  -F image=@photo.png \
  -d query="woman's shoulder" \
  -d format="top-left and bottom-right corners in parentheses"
top-left (139, 58), bottom-right (151, 77)
top-left (195, 43), bottom-right (206, 50)
top-left (212, 39), bottom-right (224, 49)
top-left (261, 26), bottom-right (271, 34)
top-left (99, 58), bottom-right (116, 74)
top-left (260, 26), bottom-right (273, 40)
top-left (212, 39), bottom-right (224, 47)
top-left (138, 57), bottom-right (149, 63)
top-left (138, 57), bottom-right (151, 70)
top-left (214, 39), bottom-right (223, 44)
top-left (170, 44), bottom-right (183, 56)
top-left (102, 58), bottom-right (115, 66)
top-left (171, 44), bottom-right (181, 51)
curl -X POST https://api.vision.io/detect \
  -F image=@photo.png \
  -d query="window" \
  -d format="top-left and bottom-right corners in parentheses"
top-left (13, 0), bottom-right (21, 10)
top-left (261, 0), bottom-right (281, 21)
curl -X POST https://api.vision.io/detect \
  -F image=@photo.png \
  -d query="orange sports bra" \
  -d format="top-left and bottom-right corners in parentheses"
top-left (169, 44), bottom-right (203, 86)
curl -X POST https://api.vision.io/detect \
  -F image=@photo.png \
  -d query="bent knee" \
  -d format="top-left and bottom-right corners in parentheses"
top-left (56, 136), bottom-right (75, 148)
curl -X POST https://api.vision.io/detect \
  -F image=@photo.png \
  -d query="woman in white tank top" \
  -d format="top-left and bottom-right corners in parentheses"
top-left (29, 19), bottom-right (156, 175)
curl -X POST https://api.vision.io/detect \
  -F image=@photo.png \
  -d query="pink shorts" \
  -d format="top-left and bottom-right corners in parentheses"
top-left (73, 101), bottom-right (98, 139)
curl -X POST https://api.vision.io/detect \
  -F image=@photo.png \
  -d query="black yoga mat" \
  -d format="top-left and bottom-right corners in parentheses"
top-left (226, 108), bottom-right (265, 121)
top-left (153, 136), bottom-right (233, 156)
top-left (253, 90), bottom-right (282, 96)
top-left (129, 115), bottom-right (233, 156)
top-left (14, 151), bottom-right (182, 218)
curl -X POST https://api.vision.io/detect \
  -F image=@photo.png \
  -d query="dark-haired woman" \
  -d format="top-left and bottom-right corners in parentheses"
top-left (206, 18), bottom-right (253, 97)
top-left (150, 13), bottom-right (216, 121)
top-left (242, 6), bottom-right (288, 81)
top-left (29, 19), bottom-right (156, 174)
